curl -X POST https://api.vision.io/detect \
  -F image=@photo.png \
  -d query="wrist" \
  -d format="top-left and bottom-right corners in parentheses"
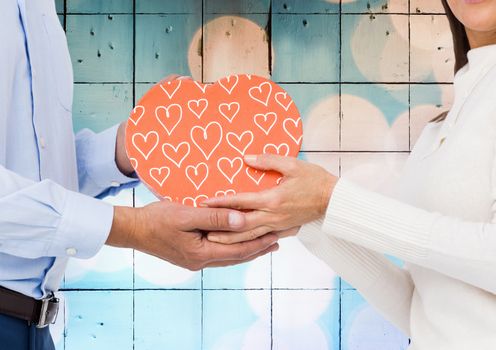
top-left (115, 122), bottom-right (135, 176)
top-left (106, 206), bottom-right (140, 249)
top-left (318, 173), bottom-right (338, 217)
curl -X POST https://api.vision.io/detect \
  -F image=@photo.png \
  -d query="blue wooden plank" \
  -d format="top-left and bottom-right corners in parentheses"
top-left (204, 0), bottom-right (270, 13)
top-left (280, 83), bottom-right (339, 151)
top-left (202, 13), bottom-right (270, 82)
top-left (203, 255), bottom-right (271, 289)
top-left (58, 14), bottom-right (65, 27)
top-left (64, 240), bottom-right (134, 290)
top-left (341, 290), bottom-right (409, 350)
top-left (55, 0), bottom-right (64, 14)
top-left (64, 291), bottom-right (133, 350)
top-left (136, 0), bottom-right (201, 14)
top-left (135, 14), bottom-right (202, 82)
top-left (203, 290), bottom-right (271, 349)
top-left (72, 83), bottom-right (133, 133)
top-left (272, 290), bottom-right (340, 349)
top-left (273, 0), bottom-right (339, 14)
top-left (67, 0), bottom-right (133, 13)
top-left (340, 84), bottom-right (409, 151)
top-left (272, 14), bottom-right (340, 82)
top-left (133, 242), bottom-right (202, 289)
top-left (66, 15), bottom-right (133, 82)
top-left (341, 14), bottom-right (409, 82)
top-left (342, 0), bottom-right (408, 13)
top-left (134, 291), bottom-right (202, 350)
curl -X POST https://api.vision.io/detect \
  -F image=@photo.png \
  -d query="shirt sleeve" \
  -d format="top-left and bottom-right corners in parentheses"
top-left (317, 176), bottom-right (496, 295)
top-left (76, 124), bottom-right (139, 198)
top-left (0, 165), bottom-right (114, 259)
top-left (298, 220), bottom-right (414, 336)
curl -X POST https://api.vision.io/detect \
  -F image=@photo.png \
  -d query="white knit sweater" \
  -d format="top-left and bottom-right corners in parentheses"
top-left (298, 44), bottom-right (496, 349)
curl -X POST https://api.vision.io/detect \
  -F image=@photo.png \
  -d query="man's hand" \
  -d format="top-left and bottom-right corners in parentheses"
top-left (106, 201), bottom-right (279, 271)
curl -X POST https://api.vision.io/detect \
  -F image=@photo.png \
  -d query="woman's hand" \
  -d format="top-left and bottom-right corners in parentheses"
top-left (203, 154), bottom-right (339, 244)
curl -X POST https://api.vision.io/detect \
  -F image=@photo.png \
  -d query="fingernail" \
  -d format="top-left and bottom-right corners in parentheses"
top-left (178, 75), bottom-right (192, 80)
top-left (244, 155), bottom-right (257, 163)
top-left (228, 212), bottom-right (244, 228)
top-left (207, 234), bottom-right (220, 243)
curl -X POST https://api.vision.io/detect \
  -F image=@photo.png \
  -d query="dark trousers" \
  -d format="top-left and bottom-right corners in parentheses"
top-left (0, 313), bottom-right (55, 350)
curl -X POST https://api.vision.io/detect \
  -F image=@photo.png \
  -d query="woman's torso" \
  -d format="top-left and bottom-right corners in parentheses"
top-left (391, 50), bottom-right (496, 349)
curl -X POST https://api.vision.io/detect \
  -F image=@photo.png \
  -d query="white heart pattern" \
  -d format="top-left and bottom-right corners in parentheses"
top-left (263, 143), bottom-right (290, 156)
top-left (190, 121), bottom-right (223, 160)
top-left (217, 157), bottom-right (244, 184)
top-left (132, 131), bottom-right (159, 160)
top-left (248, 82), bottom-right (272, 106)
top-left (188, 99), bottom-right (208, 119)
top-left (159, 80), bottom-right (182, 99)
top-left (150, 166), bottom-right (170, 186)
top-left (226, 131), bottom-right (254, 156)
top-left (155, 104), bottom-right (183, 136)
top-left (254, 112), bottom-right (277, 135)
top-left (185, 162), bottom-right (209, 190)
top-left (162, 141), bottom-right (191, 168)
top-left (218, 102), bottom-right (240, 123)
top-left (129, 105), bottom-right (145, 125)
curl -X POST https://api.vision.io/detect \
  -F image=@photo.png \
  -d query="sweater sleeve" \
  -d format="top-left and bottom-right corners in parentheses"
top-left (298, 219), bottom-right (414, 336)
top-left (317, 177), bottom-right (496, 295)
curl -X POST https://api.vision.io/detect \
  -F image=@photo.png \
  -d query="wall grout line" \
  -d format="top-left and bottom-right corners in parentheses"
top-left (132, 1), bottom-right (137, 349)
top-left (62, 12), bottom-right (446, 16)
top-left (200, 2), bottom-right (205, 347)
top-left (72, 81), bottom-right (455, 85)
top-left (63, 2), bottom-right (67, 349)
top-left (59, 287), bottom-right (339, 292)
top-left (338, 0), bottom-right (343, 347)
top-left (408, 0), bottom-right (412, 152)
top-left (269, 3), bottom-right (275, 347)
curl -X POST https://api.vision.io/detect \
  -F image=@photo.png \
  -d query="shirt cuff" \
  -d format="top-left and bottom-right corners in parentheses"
top-left (48, 189), bottom-right (114, 259)
top-left (321, 177), bottom-right (434, 262)
top-left (79, 124), bottom-right (138, 191)
top-left (298, 218), bottom-right (389, 290)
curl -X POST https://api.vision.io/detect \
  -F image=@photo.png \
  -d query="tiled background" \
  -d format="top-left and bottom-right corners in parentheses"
top-left (52, 0), bottom-right (455, 349)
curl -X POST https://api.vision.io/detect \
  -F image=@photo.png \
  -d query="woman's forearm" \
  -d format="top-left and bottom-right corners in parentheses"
top-left (299, 219), bottom-right (413, 336)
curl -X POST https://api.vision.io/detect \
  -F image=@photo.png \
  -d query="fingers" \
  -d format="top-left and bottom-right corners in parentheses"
top-left (202, 192), bottom-right (269, 210)
top-left (184, 207), bottom-right (246, 231)
top-left (274, 226), bottom-right (301, 239)
top-left (204, 243), bottom-right (279, 268)
top-left (207, 225), bottom-right (273, 244)
top-left (244, 154), bottom-right (300, 176)
top-left (202, 233), bottom-right (278, 262)
top-left (207, 225), bottom-right (300, 246)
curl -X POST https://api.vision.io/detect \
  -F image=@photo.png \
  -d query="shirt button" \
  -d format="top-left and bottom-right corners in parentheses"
top-left (110, 181), bottom-right (120, 187)
top-left (440, 137), bottom-right (446, 145)
top-left (66, 248), bottom-right (77, 256)
top-left (39, 137), bottom-right (46, 149)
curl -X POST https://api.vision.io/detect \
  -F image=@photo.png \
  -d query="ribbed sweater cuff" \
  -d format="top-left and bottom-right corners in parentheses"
top-left (323, 177), bottom-right (433, 261)
top-left (298, 219), bottom-right (390, 291)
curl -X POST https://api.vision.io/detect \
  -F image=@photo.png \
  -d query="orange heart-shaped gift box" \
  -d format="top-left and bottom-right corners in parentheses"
top-left (125, 74), bottom-right (303, 206)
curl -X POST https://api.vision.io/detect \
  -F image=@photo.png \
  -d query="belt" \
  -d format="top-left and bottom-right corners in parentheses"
top-left (0, 286), bottom-right (59, 328)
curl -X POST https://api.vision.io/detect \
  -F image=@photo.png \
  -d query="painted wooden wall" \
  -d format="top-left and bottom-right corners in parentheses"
top-left (51, 1), bottom-right (454, 349)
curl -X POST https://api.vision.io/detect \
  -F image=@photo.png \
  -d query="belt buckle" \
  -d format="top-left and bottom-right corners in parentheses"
top-left (36, 294), bottom-right (59, 329)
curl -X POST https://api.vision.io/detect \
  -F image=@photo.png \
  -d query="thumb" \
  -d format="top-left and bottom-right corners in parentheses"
top-left (244, 154), bottom-right (297, 176)
top-left (187, 208), bottom-right (246, 231)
